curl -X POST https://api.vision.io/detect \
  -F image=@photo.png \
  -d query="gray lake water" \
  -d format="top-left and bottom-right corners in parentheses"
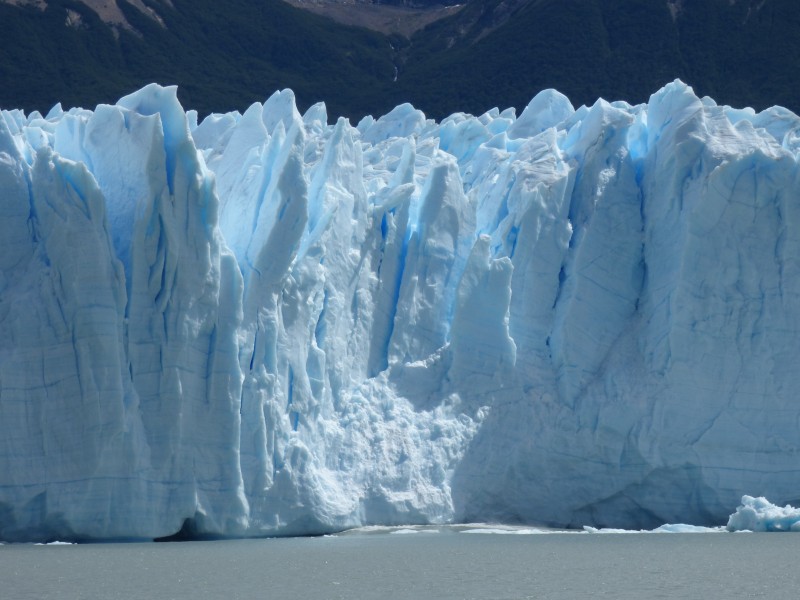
top-left (2, 525), bottom-right (799, 599)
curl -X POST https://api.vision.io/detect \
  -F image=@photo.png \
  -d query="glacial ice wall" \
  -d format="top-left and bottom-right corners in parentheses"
top-left (1, 80), bottom-right (799, 541)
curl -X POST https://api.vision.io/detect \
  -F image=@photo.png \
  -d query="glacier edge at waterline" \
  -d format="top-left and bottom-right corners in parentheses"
top-left (1, 80), bottom-right (799, 541)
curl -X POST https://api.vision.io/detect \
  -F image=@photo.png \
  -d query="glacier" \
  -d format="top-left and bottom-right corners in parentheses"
top-left (1, 80), bottom-right (799, 541)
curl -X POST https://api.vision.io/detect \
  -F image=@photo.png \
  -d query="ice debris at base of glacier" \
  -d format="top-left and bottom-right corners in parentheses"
top-left (726, 496), bottom-right (800, 532)
top-left (1, 80), bottom-right (800, 542)
top-left (582, 524), bottom-right (724, 534)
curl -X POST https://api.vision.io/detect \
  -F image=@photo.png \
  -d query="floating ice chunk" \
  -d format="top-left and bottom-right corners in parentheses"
top-left (35, 541), bottom-right (75, 545)
top-left (462, 527), bottom-right (550, 535)
top-left (582, 526), bottom-right (639, 534)
top-left (727, 496), bottom-right (800, 532)
top-left (651, 524), bottom-right (724, 533)
top-left (389, 527), bottom-right (439, 534)
top-left (583, 525), bottom-right (723, 534)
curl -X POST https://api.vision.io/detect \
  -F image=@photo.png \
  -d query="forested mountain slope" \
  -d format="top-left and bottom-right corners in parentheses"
top-left (1, 0), bottom-right (798, 136)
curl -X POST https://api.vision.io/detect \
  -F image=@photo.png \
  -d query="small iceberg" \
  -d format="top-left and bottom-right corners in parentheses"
top-left (726, 496), bottom-right (800, 532)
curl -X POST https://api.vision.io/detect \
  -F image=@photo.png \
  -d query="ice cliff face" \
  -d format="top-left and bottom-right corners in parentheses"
top-left (1, 81), bottom-right (799, 541)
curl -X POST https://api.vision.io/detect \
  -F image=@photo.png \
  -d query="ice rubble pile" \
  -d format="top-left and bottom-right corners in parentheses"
top-left (1, 80), bottom-right (799, 541)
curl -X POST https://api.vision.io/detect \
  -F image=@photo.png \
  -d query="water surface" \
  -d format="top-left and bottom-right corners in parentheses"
top-left (2, 525), bottom-right (798, 599)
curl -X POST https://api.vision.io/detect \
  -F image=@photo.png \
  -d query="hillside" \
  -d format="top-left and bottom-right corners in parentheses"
top-left (0, 0), bottom-right (799, 120)
top-left (281, 0), bottom-right (463, 37)
top-left (0, 0), bottom-right (398, 118)
top-left (392, 0), bottom-right (800, 118)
